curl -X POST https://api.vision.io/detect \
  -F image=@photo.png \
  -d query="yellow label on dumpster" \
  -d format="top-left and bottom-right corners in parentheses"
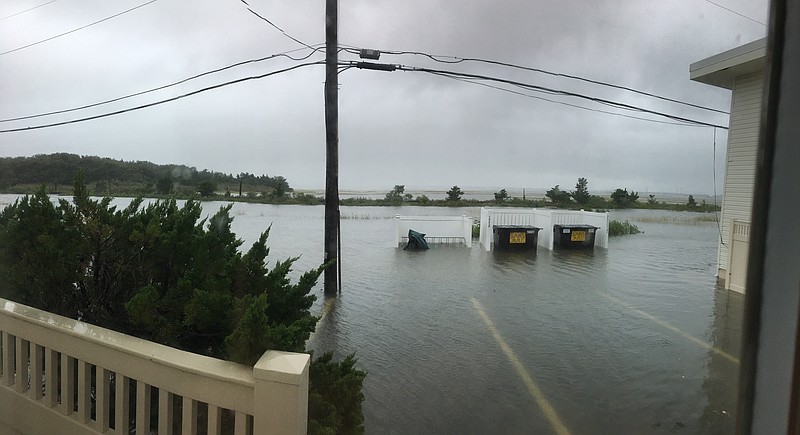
top-left (571, 231), bottom-right (586, 242)
top-left (509, 232), bottom-right (527, 244)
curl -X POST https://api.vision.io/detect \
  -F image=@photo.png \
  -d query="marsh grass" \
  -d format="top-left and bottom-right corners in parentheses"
top-left (609, 220), bottom-right (642, 236)
top-left (340, 213), bottom-right (393, 220)
top-left (632, 214), bottom-right (718, 224)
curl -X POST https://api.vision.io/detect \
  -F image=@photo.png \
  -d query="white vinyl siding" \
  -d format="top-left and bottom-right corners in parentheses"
top-left (717, 72), bottom-right (763, 289)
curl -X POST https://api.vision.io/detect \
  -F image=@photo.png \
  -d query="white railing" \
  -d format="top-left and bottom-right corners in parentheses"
top-left (395, 215), bottom-right (474, 247)
top-left (0, 298), bottom-right (308, 435)
top-left (479, 208), bottom-right (609, 251)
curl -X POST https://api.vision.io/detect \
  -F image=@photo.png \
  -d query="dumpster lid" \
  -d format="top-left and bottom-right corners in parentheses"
top-left (493, 225), bottom-right (541, 231)
top-left (553, 224), bottom-right (599, 230)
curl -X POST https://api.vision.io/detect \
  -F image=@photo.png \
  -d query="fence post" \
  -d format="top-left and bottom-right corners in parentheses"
top-left (253, 350), bottom-right (310, 435)
top-left (395, 215), bottom-right (401, 247)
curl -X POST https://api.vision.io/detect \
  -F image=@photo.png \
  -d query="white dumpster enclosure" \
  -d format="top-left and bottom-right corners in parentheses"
top-left (395, 215), bottom-right (474, 247)
top-left (479, 208), bottom-right (608, 251)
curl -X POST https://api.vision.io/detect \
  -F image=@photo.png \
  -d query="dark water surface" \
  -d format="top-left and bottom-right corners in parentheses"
top-left (221, 204), bottom-right (743, 435)
top-left (1, 196), bottom-right (742, 434)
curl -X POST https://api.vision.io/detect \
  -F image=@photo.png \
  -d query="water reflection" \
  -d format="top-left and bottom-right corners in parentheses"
top-left (699, 282), bottom-right (744, 434)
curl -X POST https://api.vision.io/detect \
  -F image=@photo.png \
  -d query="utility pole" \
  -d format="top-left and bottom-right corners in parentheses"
top-left (323, 0), bottom-right (339, 296)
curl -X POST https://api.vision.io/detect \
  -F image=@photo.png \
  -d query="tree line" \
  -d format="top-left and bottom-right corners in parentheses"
top-left (0, 153), bottom-right (290, 197)
top-left (372, 180), bottom-right (718, 211)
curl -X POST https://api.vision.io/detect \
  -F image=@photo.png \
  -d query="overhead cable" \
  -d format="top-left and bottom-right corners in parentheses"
top-left (0, 0), bottom-right (157, 56)
top-left (0, 61), bottom-right (324, 133)
top-left (0, 45), bottom-right (324, 123)
top-left (392, 64), bottom-right (729, 129)
top-left (702, 0), bottom-right (766, 26)
top-left (340, 44), bottom-right (729, 115)
top-left (0, 0), bottom-right (60, 21)
top-left (436, 73), bottom-right (705, 128)
top-left (237, 0), bottom-right (319, 52)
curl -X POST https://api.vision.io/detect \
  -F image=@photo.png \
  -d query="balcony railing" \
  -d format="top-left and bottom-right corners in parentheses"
top-left (0, 297), bottom-right (308, 435)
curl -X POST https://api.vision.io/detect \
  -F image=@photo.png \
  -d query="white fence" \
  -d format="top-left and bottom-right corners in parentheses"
top-left (0, 298), bottom-right (309, 435)
top-left (395, 215), bottom-right (474, 247)
top-left (479, 208), bottom-right (609, 251)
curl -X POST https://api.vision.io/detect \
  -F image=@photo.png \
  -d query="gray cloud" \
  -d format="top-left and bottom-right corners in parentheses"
top-left (0, 0), bottom-right (767, 195)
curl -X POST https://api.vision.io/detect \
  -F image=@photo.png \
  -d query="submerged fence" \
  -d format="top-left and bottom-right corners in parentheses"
top-left (479, 208), bottom-right (609, 251)
top-left (0, 298), bottom-right (309, 435)
top-left (395, 215), bottom-right (474, 247)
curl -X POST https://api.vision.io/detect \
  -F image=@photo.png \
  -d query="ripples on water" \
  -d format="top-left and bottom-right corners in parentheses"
top-left (0, 196), bottom-right (743, 434)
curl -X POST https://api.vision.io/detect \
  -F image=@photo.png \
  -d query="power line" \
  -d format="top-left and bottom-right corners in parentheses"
top-left (437, 73), bottom-right (705, 128)
top-left (0, 0), bottom-right (157, 57)
top-left (237, 0), bottom-right (319, 53)
top-left (0, 45), bottom-right (324, 123)
top-left (0, 61), bottom-right (324, 133)
top-left (702, 0), bottom-right (766, 26)
top-left (390, 64), bottom-right (729, 129)
top-left (340, 44), bottom-right (730, 115)
top-left (0, 0), bottom-right (60, 21)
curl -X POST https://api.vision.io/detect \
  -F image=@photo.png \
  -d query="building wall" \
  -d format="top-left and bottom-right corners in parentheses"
top-left (717, 72), bottom-right (763, 289)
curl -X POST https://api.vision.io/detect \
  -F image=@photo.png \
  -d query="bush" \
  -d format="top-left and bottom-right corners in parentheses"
top-left (608, 219), bottom-right (641, 236)
top-left (0, 173), bottom-right (365, 433)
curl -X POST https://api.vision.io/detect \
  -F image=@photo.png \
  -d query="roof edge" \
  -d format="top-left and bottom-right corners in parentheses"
top-left (690, 38), bottom-right (767, 89)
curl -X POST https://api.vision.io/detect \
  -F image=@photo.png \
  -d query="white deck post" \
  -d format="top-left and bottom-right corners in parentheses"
top-left (253, 350), bottom-right (310, 435)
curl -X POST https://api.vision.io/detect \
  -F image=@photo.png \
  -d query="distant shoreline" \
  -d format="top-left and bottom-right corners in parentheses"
top-left (0, 190), bottom-right (720, 213)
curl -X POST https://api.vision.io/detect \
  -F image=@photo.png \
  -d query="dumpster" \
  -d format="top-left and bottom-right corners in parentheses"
top-left (493, 225), bottom-right (541, 250)
top-left (553, 224), bottom-right (599, 249)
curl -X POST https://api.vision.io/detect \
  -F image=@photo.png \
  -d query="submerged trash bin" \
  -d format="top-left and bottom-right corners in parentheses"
top-left (493, 225), bottom-right (541, 250)
top-left (404, 229), bottom-right (430, 250)
top-left (553, 224), bottom-right (599, 249)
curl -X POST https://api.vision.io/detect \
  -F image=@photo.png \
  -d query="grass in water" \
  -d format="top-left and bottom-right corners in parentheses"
top-left (609, 219), bottom-right (642, 236)
top-left (633, 215), bottom-right (718, 224)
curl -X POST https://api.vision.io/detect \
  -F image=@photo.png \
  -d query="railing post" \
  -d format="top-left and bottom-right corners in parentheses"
top-left (208, 405), bottom-right (222, 435)
top-left (136, 381), bottom-right (151, 435)
top-left (96, 367), bottom-right (110, 432)
top-left (61, 355), bottom-right (75, 415)
top-left (78, 360), bottom-right (91, 422)
top-left (253, 350), bottom-right (310, 435)
top-left (15, 338), bottom-right (29, 394)
top-left (115, 375), bottom-right (131, 435)
top-left (44, 349), bottom-right (58, 407)
top-left (30, 344), bottom-right (43, 401)
top-left (181, 396), bottom-right (197, 434)
top-left (1, 332), bottom-right (14, 387)
top-left (159, 390), bottom-right (174, 435)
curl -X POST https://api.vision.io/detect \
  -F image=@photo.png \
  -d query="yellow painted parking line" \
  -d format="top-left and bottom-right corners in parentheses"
top-left (470, 297), bottom-right (572, 435)
top-left (600, 293), bottom-right (739, 365)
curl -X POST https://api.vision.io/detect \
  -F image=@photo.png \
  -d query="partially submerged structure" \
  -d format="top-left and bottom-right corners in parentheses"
top-left (479, 208), bottom-right (608, 251)
top-left (394, 215), bottom-right (474, 247)
top-left (690, 38), bottom-right (766, 293)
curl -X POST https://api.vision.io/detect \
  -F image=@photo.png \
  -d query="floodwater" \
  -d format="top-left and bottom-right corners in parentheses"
top-left (0, 196), bottom-right (744, 434)
top-left (224, 203), bottom-right (742, 434)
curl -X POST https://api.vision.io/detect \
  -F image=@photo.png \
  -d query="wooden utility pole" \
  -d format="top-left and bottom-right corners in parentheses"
top-left (323, 0), bottom-right (339, 296)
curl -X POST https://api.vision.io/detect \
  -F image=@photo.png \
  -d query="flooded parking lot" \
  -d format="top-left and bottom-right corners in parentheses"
top-left (230, 204), bottom-right (742, 434)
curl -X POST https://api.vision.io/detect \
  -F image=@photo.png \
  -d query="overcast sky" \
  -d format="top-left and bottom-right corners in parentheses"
top-left (0, 0), bottom-right (768, 195)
